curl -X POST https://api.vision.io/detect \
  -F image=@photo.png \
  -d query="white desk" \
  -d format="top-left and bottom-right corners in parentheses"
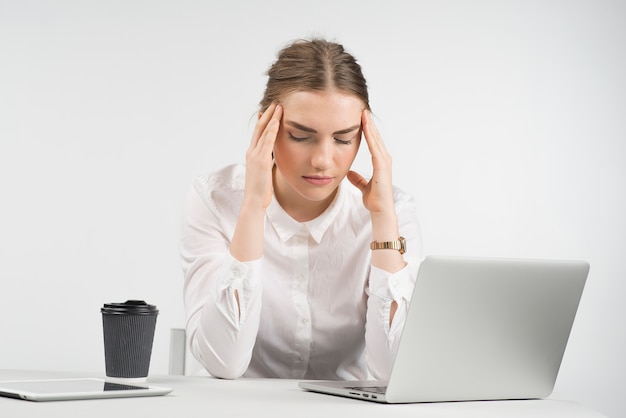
top-left (0, 369), bottom-right (606, 418)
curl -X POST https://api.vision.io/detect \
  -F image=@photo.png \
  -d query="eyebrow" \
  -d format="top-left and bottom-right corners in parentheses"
top-left (285, 120), bottom-right (361, 135)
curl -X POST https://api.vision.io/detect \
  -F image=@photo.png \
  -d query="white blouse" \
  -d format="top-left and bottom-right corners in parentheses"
top-left (180, 163), bottom-right (423, 380)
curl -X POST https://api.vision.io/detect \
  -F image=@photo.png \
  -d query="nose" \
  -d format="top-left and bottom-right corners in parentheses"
top-left (311, 140), bottom-right (333, 170)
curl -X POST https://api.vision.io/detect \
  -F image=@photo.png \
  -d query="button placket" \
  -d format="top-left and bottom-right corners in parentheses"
top-left (291, 229), bottom-right (312, 376)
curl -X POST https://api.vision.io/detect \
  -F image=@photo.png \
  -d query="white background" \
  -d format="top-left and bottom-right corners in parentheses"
top-left (1, 1), bottom-right (624, 416)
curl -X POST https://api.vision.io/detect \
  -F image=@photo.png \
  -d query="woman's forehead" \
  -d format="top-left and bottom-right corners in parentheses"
top-left (280, 90), bottom-right (364, 129)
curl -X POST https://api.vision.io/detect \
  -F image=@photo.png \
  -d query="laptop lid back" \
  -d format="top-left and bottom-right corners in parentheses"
top-left (385, 256), bottom-right (589, 403)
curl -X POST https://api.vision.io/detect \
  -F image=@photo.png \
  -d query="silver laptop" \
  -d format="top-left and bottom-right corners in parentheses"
top-left (299, 256), bottom-right (589, 403)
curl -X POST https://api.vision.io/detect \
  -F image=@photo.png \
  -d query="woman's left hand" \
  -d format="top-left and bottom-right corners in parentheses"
top-left (349, 110), bottom-right (405, 325)
top-left (347, 110), bottom-right (395, 215)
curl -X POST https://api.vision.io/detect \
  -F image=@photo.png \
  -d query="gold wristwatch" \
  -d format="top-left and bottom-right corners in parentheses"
top-left (370, 237), bottom-right (406, 254)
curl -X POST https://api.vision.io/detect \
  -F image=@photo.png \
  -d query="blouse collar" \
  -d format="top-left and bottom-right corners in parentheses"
top-left (266, 182), bottom-right (346, 244)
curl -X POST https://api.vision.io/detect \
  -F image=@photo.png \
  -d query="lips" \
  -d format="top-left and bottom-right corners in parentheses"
top-left (303, 176), bottom-right (334, 186)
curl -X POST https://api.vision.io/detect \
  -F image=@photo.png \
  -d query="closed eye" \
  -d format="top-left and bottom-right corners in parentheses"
top-left (288, 132), bottom-right (310, 142)
top-left (335, 138), bottom-right (352, 145)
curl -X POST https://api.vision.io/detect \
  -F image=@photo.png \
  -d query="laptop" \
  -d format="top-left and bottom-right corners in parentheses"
top-left (299, 255), bottom-right (589, 403)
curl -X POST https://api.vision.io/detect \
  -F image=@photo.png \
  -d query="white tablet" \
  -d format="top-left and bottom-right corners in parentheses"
top-left (0, 378), bottom-right (173, 402)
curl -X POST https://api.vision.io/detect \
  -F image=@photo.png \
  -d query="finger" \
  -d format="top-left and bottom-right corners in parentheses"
top-left (362, 110), bottom-right (389, 155)
top-left (361, 110), bottom-right (392, 172)
top-left (248, 104), bottom-right (282, 161)
top-left (250, 102), bottom-right (278, 147)
top-left (256, 104), bottom-right (282, 155)
top-left (347, 170), bottom-right (368, 191)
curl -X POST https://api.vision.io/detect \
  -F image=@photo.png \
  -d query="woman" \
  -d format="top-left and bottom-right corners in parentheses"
top-left (180, 38), bottom-right (422, 380)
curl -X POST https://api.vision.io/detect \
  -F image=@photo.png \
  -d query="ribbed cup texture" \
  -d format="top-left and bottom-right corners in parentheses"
top-left (102, 313), bottom-right (157, 378)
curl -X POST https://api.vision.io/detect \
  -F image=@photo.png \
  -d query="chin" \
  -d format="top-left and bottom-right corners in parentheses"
top-left (299, 186), bottom-right (338, 203)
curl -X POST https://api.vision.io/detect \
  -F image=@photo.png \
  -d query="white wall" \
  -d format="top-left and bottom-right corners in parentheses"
top-left (1, 1), bottom-right (623, 416)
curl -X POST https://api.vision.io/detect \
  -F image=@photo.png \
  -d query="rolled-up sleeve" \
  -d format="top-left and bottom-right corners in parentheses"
top-left (180, 183), bottom-right (263, 379)
top-left (364, 188), bottom-right (423, 380)
top-left (365, 264), bottom-right (416, 379)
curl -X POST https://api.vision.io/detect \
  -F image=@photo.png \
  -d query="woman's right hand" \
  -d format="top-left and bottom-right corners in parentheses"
top-left (230, 103), bottom-right (283, 263)
top-left (244, 103), bottom-right (283, 210)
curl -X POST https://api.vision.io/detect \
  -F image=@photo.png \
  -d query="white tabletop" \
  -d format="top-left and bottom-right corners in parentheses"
top-left (0, 369), bottom-right (606, 418)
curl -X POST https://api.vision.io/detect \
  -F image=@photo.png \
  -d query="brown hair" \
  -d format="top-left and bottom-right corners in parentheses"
top-left (259, 38), bottom-right (370, 112)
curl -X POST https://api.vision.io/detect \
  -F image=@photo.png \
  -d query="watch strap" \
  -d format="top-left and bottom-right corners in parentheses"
top-left (370, 237), bottom-right (406, 254)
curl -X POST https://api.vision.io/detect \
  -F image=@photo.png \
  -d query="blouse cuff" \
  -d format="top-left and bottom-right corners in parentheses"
top-left (217, 253), bottom-right (263, 327)
top-left (222, 253), bottom-right (262, 291)
top-left (368, 264), bottom-right (413, 302)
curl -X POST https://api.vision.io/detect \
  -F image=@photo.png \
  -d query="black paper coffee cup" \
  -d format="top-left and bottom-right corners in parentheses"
top-left (101, 300), bottom-right (159, 380)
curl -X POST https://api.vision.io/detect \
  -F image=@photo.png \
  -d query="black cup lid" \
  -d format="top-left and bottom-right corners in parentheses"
top-left (101, 300), bottom-right (159, 315)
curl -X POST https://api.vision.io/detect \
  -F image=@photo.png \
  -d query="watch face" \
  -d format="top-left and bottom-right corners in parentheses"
top-left (399, 237), bottom-right (406, 254)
